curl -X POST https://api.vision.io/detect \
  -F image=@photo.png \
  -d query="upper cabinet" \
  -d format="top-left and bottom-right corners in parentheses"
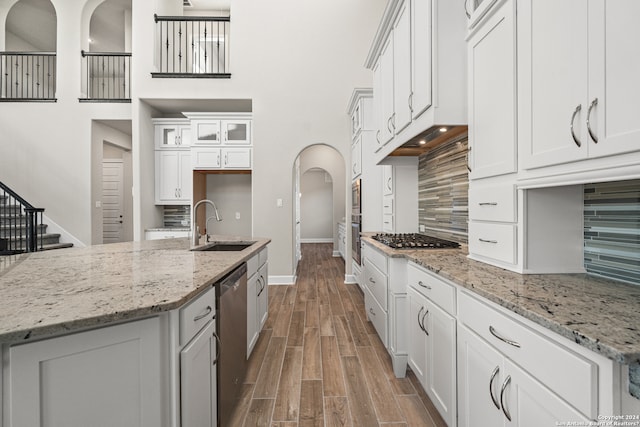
top-left (518, 0), bottom-right (640, 171)
top-left (467, 0), bottom-right (517, 180)
top-left (191, 118), bottom-right (252, 146)
top-left (154, 119), bottom-right (191, 149)
top-left (366, 0), bottom-right (467, 163)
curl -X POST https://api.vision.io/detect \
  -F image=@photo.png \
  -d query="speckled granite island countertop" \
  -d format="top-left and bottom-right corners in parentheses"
top-left (0, 235), bottom-right (270, 344)
top-left (362, 236), bottom-right (640, 365)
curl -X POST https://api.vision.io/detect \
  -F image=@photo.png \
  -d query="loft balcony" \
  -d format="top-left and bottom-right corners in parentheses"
top-left (0, 52), bottom-right (57, 102)
top-left (80, 51), bottom-right (132, 103)
top-left (152, 14), bottom-right (230, 78)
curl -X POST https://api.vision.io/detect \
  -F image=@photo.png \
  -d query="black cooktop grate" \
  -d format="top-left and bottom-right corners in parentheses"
top-left (372, 233), bottom-right (460, 249)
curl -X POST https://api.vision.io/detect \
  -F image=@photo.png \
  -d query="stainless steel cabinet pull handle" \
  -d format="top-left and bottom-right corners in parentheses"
top-left (464, 0), bottom-right (471, 19)
top-left (479, 238), bottom-right (498, 244)
top-left (418, 306), bottom-right (425, 332)
top-left (369, 307), bottom-right (376, 316)
top-left (467, 146), bottom-right (472, 173)
top-left (376, 130), bottom-right (381, 145)
top-left (193, 305), bottom-right (212, 322)
top-left (353, 164), bottom-right (357, 174)
top-left (570, 104), bottom-right (582, 147)
top-left (391, 113), bottom-right (396, 131)
top-left (479, 202), bottom-right (498, 206)
top-left (587, 98), bottom-right (598, 143)
top-left (489, 366), bottom-right (501, 410)
top-left (387, 177), bottom-right (392, 191)
top-left (369, 277), bottom-right (376, 284)
top-left (421, 309), bottom-right (429, 335)
top-left (489, 326), bottom-right (521, 348)
top-left (257, 277), bottom-right (264, 296)
top-left (418, 280), bottom-right (432, 290)
top-left (408, 92), bottom-right (413, 113)
top-left (387, 116), bottom-right (393, 134)
top-left (212, 331), bottom-right (221, 365)
top-left (500, 375), bottom-right (512, 421)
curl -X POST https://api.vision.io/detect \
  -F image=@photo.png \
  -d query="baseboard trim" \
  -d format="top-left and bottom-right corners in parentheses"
top-left (344, 274), bottom-right (357, 284)
top-left (332, 250), bottom-right (341, 257)
top-left (268, 275), bottom-right (296, 285)
top-left (300, 238), bottom-right (333, 243)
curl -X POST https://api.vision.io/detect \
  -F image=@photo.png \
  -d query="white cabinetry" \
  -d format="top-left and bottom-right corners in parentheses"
top-left (247, 247), bottom-right (268, 356)
top-left (379, 162), bottom-right (418, 234)
top-left (337, 222), bottom-right (346, 260)
top-left (366, 0), bottom-right (466, 163)
top-left (155, 150), bottom-right (192, 204)
top-left (186, 113), bottom-right (253, 170)
top-left (362, 242), bottom-right (408, 378)
top-left (467, 0), bottom-right (517, 179)
top-left (351, 137), bottom-right (362, 179)
top-left (154, 119), bottom-right (191, 148)
top-left (407, 263), bottom-right (457, 427)
top-left (518, 0), bottom-right (640, 171)
top-left (7, 317), bottom-right (164, 427)
top-left (457, 290), bottom-right (598, 425)
top-left (145, 229), bottom-right (190, 240)
top-left (180, 319), bottom-right (218, 427)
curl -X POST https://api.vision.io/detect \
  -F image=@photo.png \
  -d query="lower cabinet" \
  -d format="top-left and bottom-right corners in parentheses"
top-left (457, 325), bottom-right (590, 427)
top-left (7, 317), bottom-right (165, 427)
top-left (408, 286), bottom-right (457, 427)
top-left (247, 248), bottom-right (269, 356)
top-left (180, 319), bottom-right (218, 427)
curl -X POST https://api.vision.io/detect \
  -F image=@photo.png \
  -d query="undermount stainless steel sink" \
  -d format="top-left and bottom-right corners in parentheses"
top-left (192, 242), bottom-right (255, 252)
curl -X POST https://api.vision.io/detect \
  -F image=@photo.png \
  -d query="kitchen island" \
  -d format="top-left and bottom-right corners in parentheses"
top-left (0, 236), bottom-right (270, 427)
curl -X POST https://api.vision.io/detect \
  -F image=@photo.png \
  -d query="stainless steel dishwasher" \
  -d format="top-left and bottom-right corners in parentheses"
top-left (217, 263), bottom-right (248, 426)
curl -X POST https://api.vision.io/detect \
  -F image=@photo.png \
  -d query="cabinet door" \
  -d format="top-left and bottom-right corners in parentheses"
top-left (424, 299), bottom-right (457, 427)
top-left (156, 150), bottom-right (180, 202)
top-left (587, 0), bottom-right (640, 159)
top-left (373, 60), bottom-right (385, 152)
top-left (407, 288), bottom-right (428, 387)
top-left (457, 325), bottom-right (505, 427)
top-left (468, 0), bottom-right (517, 179)
top-left (351, 137), bottom-right (362, 179)
top-left (257, 263), bottom-right (269, 330)
top-left (192, 147), bottom-right (222, 170)
top-left (518, 0), bottom-right (588, 169)
top-left (181, 319), bottom-right (218, 427)
top-left (194, 120), bottom-right (221, 145)
top-left (380, 37), bottom-right (395, 145)
top-left (9, 317), bottom-right (163, 427)
top-left (247, 273), bottom-right (259, 356)
top-left (156, 124), bottom-right (189, 148)
top-left (178, 151), bottom-right (192, 201)
top-left (222, 120), bottom-right (251, 145)
top-left (505, 359), bottom-right (590, 427)
top-left (411, 0), bottom-right (432, 118)
top-left (222, 147), bottom-right (252, 169)
top-left (382, 165), bottom-right (393, 195)
top-left (393, 0), bottom-right (412, 134)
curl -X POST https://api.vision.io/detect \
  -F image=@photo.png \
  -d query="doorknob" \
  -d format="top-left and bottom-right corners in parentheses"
top-left (119, 220), bottom-right (123, 224)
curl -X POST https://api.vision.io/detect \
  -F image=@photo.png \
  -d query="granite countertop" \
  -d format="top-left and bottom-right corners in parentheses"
top-left (362, 236), bottom-right (640, 365)
top-left (0, 235), bottom-right (270, 344)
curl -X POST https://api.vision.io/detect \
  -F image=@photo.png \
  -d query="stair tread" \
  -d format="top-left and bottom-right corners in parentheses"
top-left (41, 243), bottom-right (74, 251)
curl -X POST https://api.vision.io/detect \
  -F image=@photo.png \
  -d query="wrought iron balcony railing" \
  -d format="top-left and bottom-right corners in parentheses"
top-left (0, 52), bottom-right (56, 101)
top-left (153, 14), bottom-right (230, 78)
top-left (80, 51), bottom-right (132, 102)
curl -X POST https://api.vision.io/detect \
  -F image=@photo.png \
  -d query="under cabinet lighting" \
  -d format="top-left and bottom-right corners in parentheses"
top-left (439, 127), bottom-right (448, 132)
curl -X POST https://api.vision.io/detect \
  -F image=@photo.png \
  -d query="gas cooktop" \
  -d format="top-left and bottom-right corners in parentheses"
top-left (372, 233), bottom-right (460, 249)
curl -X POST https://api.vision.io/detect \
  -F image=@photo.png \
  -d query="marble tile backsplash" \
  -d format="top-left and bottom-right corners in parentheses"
top-left (584, 180), bottom-right (640, 286)
top-left (417, 136), bottom-right (469, 244)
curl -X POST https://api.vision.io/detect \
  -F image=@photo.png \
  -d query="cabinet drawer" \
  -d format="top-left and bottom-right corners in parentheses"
top-left (365, 261), bottom-right (387, 310)
top-left (382, 195), bottom-right (394, 215)
top-left (247, 247), bottom-right (268, 278)
top-left (468, 222), bottom-right (516, 264)
top-left (407, 263), bottom-right (456, 315)
top-left (365, 287), bottom-right (388, 348)
top-left (469, 184), bottom-right (516, 222)
top-left (364, 244), bottom-right (388, 274)
top-left (180, 286), bottom-right (217, 346)
top-left (458, 291), bottom-right (598, 418)
top-left (382, 214), bottom-right (394, 233)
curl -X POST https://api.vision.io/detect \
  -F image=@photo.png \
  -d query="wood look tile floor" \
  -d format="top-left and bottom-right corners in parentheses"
top-left (227, 243), bottom-right (447, 427)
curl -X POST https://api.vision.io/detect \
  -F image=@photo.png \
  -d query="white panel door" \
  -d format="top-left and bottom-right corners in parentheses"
top-left (102, 160), bottom-right (124, 243)
top-left (411, 0), bottom-right (432, 118)
top-left (587, 0), bottom-right (640, 159)
top-left (393, 0), bottom-right (412, 134)
top-left (519, 0), bottom-right (588, 169)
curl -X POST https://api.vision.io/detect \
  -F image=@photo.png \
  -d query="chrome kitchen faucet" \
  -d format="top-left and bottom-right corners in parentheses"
top-left (192, 199), bottom-right (222, 246)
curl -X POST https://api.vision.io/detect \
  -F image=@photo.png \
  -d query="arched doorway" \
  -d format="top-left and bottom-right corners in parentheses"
top-left (292, 144), bottom-right (347, 278)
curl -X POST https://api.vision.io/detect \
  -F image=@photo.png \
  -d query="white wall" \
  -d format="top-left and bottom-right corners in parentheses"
top-left (0, 0), bottom-right (386, 278)
top-left (300, 169), bottom-right (333, 241)
top-left (205, 173), bottom-right (252, 237)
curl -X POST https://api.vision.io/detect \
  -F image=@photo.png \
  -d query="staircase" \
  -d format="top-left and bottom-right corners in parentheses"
top-left (0, 190), bottom-right (73, 256)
